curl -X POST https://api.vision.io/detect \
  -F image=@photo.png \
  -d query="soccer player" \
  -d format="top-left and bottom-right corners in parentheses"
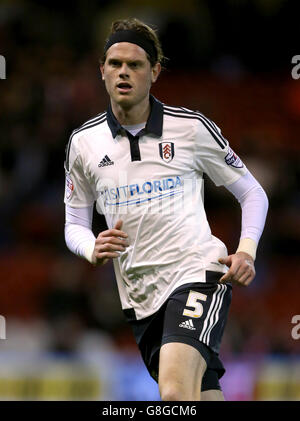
top-left (64, 18), bottom-right (268, 401)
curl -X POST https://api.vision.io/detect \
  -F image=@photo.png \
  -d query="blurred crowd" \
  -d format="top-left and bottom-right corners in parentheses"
top-left (0, 0), bottom-right (299, 370)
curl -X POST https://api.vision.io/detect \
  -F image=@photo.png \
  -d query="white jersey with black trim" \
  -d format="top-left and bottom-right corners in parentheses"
top-left (64, 95), bottom-right (248, 320)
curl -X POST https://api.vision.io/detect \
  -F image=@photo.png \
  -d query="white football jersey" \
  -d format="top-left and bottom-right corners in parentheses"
top-left (64, 96), bottom-right (247, 320)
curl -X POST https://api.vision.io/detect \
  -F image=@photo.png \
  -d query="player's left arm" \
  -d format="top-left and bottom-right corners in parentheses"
top-left (219, 250), bottom-right (256, 286)
top-left (218, 171), bottom-right (269, 286)
top-left (193, 117), bottom-right (268, 287)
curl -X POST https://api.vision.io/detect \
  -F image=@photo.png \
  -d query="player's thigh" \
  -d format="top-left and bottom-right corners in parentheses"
top-left (158, 341), bottom-right (207, 399)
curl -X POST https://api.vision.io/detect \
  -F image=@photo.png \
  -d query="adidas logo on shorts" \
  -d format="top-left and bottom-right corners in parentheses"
top-left (98, 155), bottom-right (114, 167)
top-left (179, 319), bottom-right (196, 330)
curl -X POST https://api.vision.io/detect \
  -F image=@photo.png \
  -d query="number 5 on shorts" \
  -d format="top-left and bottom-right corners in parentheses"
top-left (183, 290), bottom-right (207, 318)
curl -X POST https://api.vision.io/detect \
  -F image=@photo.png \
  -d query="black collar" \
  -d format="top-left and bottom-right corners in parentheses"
top-left (106, 95), bottom-right (163, 139)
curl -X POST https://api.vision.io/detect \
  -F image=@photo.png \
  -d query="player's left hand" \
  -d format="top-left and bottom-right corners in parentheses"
top-left (218, 252), bottom-right (255, 287)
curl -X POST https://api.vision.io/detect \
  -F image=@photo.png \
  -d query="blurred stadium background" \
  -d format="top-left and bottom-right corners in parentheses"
top-left (0, 0), bottom-right (299, 401)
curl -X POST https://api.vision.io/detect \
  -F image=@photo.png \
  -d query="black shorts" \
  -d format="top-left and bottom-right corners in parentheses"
top-left (128, 271), bottom-right (232, 392)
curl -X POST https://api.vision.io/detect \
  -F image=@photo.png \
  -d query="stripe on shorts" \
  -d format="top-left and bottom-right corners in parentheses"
top-left (199, 284), bottom-right (227, 346)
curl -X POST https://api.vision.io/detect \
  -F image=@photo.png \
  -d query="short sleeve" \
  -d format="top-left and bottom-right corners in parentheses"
top-left (193, 118), bottom-right (247, 186)
top-left (64, 133), bottom-right (95, 207)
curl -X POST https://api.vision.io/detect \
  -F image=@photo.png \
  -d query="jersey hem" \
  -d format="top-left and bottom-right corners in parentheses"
top-left (126, 271), bottom-right (227, 321)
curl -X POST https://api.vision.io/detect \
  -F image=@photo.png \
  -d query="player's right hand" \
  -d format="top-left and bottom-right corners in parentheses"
top-left (91, 219), bottom-right (129, 266)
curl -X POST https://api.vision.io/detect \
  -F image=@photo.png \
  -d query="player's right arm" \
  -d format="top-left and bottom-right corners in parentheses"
top-left (64, 132), bottom-right (128, 265)
top-left (65, 207), bottom-right (129, 266)
top-left (90, 219), bottom-right (128, 266)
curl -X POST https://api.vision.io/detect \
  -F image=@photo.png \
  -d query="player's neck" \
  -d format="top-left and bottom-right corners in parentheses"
top-left (110, 96), bottom-right (150, 126)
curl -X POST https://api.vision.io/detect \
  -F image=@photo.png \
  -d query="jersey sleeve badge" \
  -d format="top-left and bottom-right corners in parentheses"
top-left (225, 147), bottom-right (244, 168)
top-left (65, 174), bottom-right (74, 199)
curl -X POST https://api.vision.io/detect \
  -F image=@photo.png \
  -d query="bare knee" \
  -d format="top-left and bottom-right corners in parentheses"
top-left (160, 386), bottom-right (181, 401)
top-left (159, 381), bottom-right (198, 401)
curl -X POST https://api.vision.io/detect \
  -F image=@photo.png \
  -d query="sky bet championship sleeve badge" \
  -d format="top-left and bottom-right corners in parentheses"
top-left (225, 147), bottom-right (244, 168)
top-left (65, 174), bottom-right (74, 199)
top-left (159, 142), bottom-right (175, 163)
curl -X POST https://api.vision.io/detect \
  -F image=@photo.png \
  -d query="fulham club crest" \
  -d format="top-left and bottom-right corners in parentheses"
top-left (159, 142), bottom-right (175, 163)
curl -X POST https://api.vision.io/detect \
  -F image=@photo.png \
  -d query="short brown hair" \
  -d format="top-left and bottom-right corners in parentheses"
top-left (101, 18), bottom-right (164, 67)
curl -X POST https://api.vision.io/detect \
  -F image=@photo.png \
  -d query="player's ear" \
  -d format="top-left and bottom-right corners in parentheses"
top-left (151, 62), bottom-right (161, 83)
top-left (100, 64), bottom-right (105, 80)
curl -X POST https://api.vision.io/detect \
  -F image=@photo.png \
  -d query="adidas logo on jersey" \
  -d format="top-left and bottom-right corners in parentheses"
top-left (179, 319), bottom-right (196, 330)
top-left (98, 155), bottom-right (114, 167)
